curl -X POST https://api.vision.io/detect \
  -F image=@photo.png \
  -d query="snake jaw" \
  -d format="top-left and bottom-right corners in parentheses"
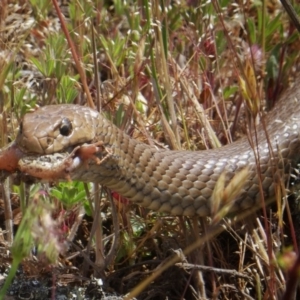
top-left (18, 149), bottom-right (81, 182)
top-left (16, 141), bottom-right (109, 182)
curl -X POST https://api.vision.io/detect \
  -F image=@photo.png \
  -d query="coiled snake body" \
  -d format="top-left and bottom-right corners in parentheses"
top-left (7, 81), bottom-right (300, 216)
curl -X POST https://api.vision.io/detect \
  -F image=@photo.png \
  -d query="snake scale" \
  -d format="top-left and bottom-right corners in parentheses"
top-left (11, 79), bottom-right (300, 216)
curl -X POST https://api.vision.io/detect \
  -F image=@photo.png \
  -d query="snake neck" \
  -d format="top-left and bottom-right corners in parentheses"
top-left (69, 95), bottom-right (300, 216)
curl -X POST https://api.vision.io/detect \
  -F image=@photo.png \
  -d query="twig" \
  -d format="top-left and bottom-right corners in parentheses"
top-left (280, 0), bottom-right (300, 33)
top-left (51, 0), bottom-right (94, 109)
top-left (176, 262), bottom-right (252, 281)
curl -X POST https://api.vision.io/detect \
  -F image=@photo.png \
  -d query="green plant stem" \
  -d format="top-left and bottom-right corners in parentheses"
top-left (0, 258), bottom-right (21, 299)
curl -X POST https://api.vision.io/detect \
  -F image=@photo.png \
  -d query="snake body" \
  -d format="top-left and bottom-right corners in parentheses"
top-left (14, 81), bottom-right (300, 216)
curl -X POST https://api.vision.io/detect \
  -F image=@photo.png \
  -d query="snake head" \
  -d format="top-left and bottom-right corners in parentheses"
top-left (15, 105), bottom-right (99, 154)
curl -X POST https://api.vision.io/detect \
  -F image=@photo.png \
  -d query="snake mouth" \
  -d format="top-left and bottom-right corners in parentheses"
top-left (16, 140), bottom-right (108, 182)
top-left (17, 147), bottom-right (83, 182)
top-left (0, 136), bottom-right (106, 182)
top-left (16, 141), bottom-right (106, 182)
top-left (0, 140), bottom-right (84, 182)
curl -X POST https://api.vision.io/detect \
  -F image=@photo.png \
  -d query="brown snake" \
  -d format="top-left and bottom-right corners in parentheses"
top-left (6, 79), bottom-right (300, 216)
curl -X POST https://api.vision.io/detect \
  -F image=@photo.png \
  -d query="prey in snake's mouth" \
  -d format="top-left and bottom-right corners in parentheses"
top-left (17, 141), bottom-right (111, 182)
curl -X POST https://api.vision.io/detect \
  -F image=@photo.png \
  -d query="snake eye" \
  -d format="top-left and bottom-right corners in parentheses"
top-left (59, 118), bottom-right (72, 136)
